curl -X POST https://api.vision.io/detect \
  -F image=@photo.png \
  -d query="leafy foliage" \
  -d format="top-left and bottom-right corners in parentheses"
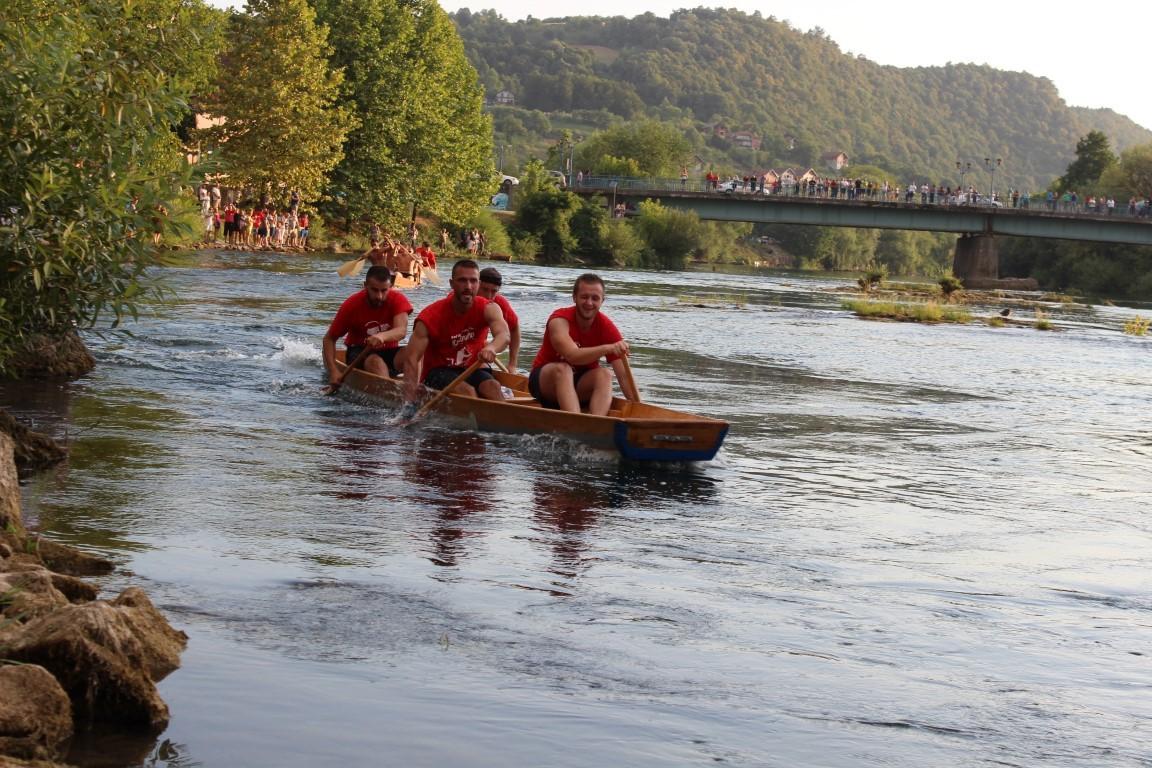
top-left (315, 0), bottom-right (494, 231)
top-left (574, 122), bottom-right (692, 177)
top-left (513, 188), bottom-right (580, 262)
top-left (1056, 131), bottom-right (1117, 193)
top-left (0, 0), bottom-right (222, 370)
top-left (632, 201), bottom-right (704, 269)
top-left (196, 0), bottom-right (353, 201)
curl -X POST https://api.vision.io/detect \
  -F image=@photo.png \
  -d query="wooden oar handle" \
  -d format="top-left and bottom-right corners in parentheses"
top-left (618, 354), bottom-right (641, 403)
top-left (409, 357), bottom-right (485, 422)
top-left (326, 346), bottom-right (373, 394)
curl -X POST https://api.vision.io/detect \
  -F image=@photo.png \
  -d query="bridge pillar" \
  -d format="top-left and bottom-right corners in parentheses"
top-left (952, 234), bottom-right (998, 285)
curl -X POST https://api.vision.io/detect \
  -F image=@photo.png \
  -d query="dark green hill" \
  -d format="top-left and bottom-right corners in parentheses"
top-left (454, 8), bottom-right (1150, 189)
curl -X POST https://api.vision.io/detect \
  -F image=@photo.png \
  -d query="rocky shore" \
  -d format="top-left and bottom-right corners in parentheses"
top-left (0, 422), bottom-right (186, 767)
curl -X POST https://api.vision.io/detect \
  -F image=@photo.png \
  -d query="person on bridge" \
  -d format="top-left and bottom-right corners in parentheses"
top-left (529, 273), bottom-right (639, 417)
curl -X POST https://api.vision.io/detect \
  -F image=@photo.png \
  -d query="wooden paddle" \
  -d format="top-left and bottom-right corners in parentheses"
top-left (423, 265), bottom-right (442, 285)
top-left (618, 354), bottom-right (641, 403)
top-left (336, 256), bottom-right (365, 278)
top-left (402, 357), bottom-right (484, 425)
top-left (324, 346), bottom-right (373, 395)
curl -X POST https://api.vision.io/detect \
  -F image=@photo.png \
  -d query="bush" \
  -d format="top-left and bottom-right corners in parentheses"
top-left (511, 233), bottom-right (541, 262)
top-left (1122, 315), bottom-right (1149, 336)
top-left (465, 209), bottom-right (512, 256)
top-left (0, 0), bottom-right (221, 373)
top-left (938, 275), bottom-right (964, 300)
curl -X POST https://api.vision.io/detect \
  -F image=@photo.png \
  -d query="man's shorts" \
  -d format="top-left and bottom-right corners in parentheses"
top-left (345, 345), bottom-right (402, 377)
top-left (528, 364), bottom-right (593, 409)
top-left (424, 366), bottom-right (495, 392)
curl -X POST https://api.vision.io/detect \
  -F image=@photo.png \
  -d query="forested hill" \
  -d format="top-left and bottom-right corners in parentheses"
top-left (452, 7), bottom-right (1151, 188)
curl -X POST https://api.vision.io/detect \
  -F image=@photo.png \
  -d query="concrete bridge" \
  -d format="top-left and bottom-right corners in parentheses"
top-left (570, 180), bottom-right (1152, 286)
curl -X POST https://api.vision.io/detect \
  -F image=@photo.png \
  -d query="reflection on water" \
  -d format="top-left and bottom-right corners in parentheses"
top-left (4, 252), bottom-right (1151, 768)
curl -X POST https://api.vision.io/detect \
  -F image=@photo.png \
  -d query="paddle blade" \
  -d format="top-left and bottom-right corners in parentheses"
top-left (336, 257), bottom-right (365, 278)
top-left (423, 267), bottom-right (442, 285)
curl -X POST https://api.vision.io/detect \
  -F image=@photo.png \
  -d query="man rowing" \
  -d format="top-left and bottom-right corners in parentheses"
top-left (529, 272), bottom-right (638, 416)
top-left (477, 267), bottom-right (521, 371)
top-left (323, 266), bottom-right (412, 388)
top-left (401, 259), bottom-right (510, 411)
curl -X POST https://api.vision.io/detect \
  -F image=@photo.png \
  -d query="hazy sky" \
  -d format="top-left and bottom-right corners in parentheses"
top-left (436, 1), bottom-right (1152, 132)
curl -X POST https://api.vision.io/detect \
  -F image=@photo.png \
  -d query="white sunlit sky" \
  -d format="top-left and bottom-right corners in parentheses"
top-left (434, 0), bottom-right (1152, 132)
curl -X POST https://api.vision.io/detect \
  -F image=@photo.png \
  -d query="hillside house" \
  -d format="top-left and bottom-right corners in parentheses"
top-left (798, 168), bottom-right (820, 184)
top-left (730, 130), bottom-right (761, 150)
top-left (821, 151), bottom-right (849, 171)
top-left (757, 169), bottom-right (780, 188)
top-left (712, 122), bottom-right (729, 139)
top-left (494, 89), bottom-right (516, 105)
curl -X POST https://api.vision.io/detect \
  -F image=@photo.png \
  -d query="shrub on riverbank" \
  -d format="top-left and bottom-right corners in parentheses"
top-left (1123, 315), bottom-right (1150, 335)
top-left (842, 299), bottom-right (971, 323)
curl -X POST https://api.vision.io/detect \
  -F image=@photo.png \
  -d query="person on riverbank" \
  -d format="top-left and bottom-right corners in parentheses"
top-left (401, 259), bottom-right (509, 410)
top-left (323, 266), bottom-right (412, 386)
top-left (529, 273), bottom-right (638, 417)
top-left (478, 267), bottom-right (520, 371)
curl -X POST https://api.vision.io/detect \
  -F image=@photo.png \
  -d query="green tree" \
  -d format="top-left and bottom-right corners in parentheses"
top-left (575, 121), bottom-right (691, 177)
top-left (0, 0), bottom-right (223, 374)
top-left (569, 198), bottom-right (642, 266)
top-left (1057, 130), bottom-right (1117, 192)
top-left (197, 0), bottom-right (353, 202)
top-left (632, 200), bottom-right (704, 269)
top-left (514, 187), bottom-right (580, 261)
top-left (315, 0), bottom-right (493, 231)
top-left (1100, 143), bottom-right (1152, 200)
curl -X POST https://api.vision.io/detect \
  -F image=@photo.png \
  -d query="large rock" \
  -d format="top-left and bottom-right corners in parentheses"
top-left (0, 665), bottom-right (72, 761)
top-left (4, 332), bottom-right (94, 381)
top-left (0, 570), bottom-right (70, 622)
top-left (33, 541), bottom-right (112, 578)
top-left (2, 589), bottom-right (187, 730)
top-left (0, 434), bottom-right (20, 533)
top-left (0, 412), bottom-right (67, 478)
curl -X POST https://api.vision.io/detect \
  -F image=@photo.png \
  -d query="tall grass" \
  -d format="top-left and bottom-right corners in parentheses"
top-left (842, 299), bottom-right (971, 323)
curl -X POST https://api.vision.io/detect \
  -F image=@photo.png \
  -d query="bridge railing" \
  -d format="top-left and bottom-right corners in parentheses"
top-left (570, 175), bottom-right (1152, 220)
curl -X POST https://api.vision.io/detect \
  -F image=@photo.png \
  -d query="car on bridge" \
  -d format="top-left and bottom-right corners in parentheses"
top-left (955, 193), bottom-right (1002, 208)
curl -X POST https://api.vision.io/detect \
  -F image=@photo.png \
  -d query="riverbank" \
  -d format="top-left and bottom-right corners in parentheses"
top-left (0, 425), bottom-right (185, 767)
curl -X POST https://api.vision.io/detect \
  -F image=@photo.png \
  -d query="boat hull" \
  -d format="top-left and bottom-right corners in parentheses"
top-left (335, 353), bottom-right (728, 461)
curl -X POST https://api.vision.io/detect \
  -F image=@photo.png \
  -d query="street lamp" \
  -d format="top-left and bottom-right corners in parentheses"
top-left (956, 161), bottom-right (972, 197)
top-left (609, 180), bottom-right (618, 217)
top-left (984, 157), bottom-right (1002, 202)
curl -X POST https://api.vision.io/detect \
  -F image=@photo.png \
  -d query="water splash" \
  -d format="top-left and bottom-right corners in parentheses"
top-left (272, 336), bottom-right (322, 365)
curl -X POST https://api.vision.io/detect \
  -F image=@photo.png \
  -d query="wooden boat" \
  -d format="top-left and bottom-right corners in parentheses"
top-left (391, 272), bottom-right (423, 289)
top-left (333, 351), bottom-right (729, 461)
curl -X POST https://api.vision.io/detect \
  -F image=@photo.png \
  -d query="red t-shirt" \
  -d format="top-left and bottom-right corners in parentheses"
top-left (326, 289), bottom-right (413, 348)
top-left (416, 295), bottom-right (492, 370)
top-left (415, 246), bottom-right (437, 270)
top-left (489, 293), bottom-right (518, 331)
top-left (531, 306), bottom-right (623, 372)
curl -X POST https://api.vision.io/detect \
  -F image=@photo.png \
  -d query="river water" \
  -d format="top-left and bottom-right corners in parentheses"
top-left (7, 251), bottom-right (1152, 767)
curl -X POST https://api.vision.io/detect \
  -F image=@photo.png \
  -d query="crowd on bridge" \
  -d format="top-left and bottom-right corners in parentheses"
top-left (577, 172), bottom-right (1152, 219)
